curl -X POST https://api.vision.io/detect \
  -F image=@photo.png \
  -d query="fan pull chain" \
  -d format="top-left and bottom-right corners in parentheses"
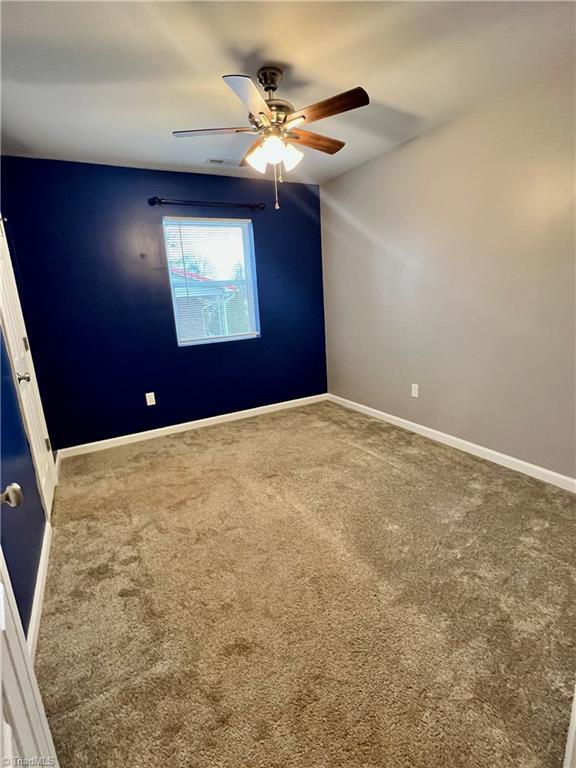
top-left (273, 163), bottom-right (280, 210)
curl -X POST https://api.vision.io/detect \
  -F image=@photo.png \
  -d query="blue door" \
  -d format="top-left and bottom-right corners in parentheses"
top-left (1, 331), bottom-right (45, 635)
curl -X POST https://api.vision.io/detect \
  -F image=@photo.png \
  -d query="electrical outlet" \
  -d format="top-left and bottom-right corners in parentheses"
top-left (145, 392), bottom-right (156, 406)
top-left (411, 383), bottom-right (419, 398)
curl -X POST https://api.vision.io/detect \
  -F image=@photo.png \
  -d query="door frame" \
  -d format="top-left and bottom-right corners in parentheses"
top-left (0, 549), bottom-right (59, 765)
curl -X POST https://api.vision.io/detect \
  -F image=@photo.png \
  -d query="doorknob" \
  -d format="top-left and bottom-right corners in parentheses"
top-left (1, 483), bottom-right (23, 507)
top-left (17, 372), bottom-right (31, 384)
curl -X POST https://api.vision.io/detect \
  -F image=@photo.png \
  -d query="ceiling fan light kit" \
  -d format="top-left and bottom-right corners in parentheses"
top-left (173, 65), bottom-right (369, 210)
top-left (246, 132), bottom-right (304, 174)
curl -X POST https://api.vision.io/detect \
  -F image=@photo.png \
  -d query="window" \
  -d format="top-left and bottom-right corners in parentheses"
top-left (162, 217), bottom-right (260, 347)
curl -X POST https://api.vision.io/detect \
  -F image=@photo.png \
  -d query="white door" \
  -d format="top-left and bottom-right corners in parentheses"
top-left (0, 552), bottom-right (59, 766)
top-left (0, 220), bottom-right (56, 517)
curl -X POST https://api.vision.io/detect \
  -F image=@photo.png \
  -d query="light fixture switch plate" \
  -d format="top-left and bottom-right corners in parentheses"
top-left (145, 392), bottom-right (156, 406)
top-left (411, 383), bottom-right (419, 398)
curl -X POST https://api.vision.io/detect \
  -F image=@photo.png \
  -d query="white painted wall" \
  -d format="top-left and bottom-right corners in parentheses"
top-left (321, 59), bottom-right (575, 477)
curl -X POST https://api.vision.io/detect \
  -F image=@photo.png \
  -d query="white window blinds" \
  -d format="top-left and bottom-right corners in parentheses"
top-left (162, 217), bottom-right (261, 347)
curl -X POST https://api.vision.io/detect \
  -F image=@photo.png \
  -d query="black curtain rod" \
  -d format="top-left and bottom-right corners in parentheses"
top-left (148, 196), bottom-right (265, 211)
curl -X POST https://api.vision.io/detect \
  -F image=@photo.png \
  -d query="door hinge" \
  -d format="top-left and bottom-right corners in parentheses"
top-left (45, 437), bottom-right (51, 452)
top-left (23, 336), bottom-right (30, 351)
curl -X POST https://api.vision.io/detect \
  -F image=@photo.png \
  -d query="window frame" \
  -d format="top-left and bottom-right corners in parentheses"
top-left (162, 215), bottom-right (261, 348)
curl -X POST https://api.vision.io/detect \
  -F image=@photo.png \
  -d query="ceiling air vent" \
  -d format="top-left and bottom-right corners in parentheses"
top-left (204, 157), bottom-right (235, 167)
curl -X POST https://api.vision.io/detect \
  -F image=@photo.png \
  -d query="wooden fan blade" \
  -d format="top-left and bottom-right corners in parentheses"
top-left (223, 75), bottom-right (273, 122)
top-left (286, 129), bottom-right (345, 155)
top-left (287, 86), bottom-right (369, 126)
top-left (173, 127), bottom-right (256, 138)
top-left (239, 137), bottom-right (264, 167)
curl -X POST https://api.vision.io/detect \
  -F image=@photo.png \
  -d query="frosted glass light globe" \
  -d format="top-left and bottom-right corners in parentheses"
top-left (260, 135), bottom-right (286, 165)
top-left (246, 145), bottom-right (268, 174)
top-left (283, 143), bottom-right (304, 171)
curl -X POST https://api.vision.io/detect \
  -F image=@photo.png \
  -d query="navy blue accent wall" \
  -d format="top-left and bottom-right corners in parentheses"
top-left (1, 157), bottom-right (326, 448)
top-left (1, 333), bottom-right (46, 634)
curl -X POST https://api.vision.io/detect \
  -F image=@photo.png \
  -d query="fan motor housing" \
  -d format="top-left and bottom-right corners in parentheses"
top-left (266, 98), bottom-right (295, 124)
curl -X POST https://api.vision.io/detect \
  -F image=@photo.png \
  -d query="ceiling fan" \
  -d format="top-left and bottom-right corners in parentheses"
top-left (173, 66), bottom-right (369, 208)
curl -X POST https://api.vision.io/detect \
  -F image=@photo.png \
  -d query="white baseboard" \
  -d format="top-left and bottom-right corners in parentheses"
top-left (57, 394), bottom-right (329, 459)
top-left (27, 521), bottom-right (52, 661)
top-left (54, 392), bottom-right (575, 493)
top-left (564, 686), bottom-right (576, 768)
top-left (327, 395), bottom-right (576, 493)
top-left (54, 450), bottom-right (62, 483)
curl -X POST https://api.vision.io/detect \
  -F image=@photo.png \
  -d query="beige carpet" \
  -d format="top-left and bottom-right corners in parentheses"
top-left (37, 402), bottom-right (575, 767)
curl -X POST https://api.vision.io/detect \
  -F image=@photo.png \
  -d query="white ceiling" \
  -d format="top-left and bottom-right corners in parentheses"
top-left (1, 1), bottom-right (574, 183)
